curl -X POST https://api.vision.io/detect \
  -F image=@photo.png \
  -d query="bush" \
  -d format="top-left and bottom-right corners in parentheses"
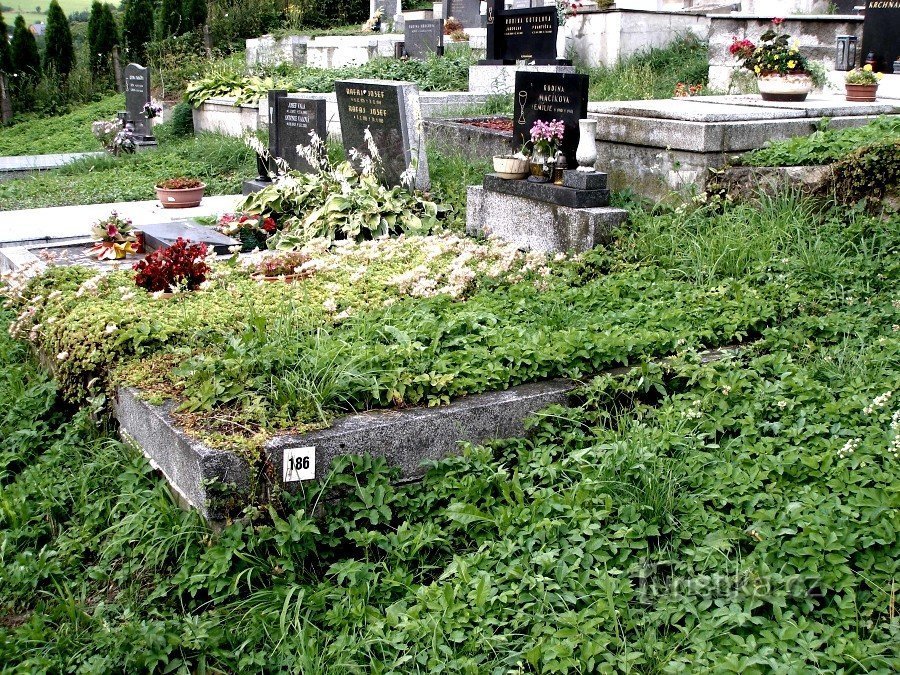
top-left (287, 0), bottom-right (368, 29)
top-left (0, 14), bottom-right (13, 74)
top-left (44, 0), bottom-right (76, 77)
top-left (11, 15), bottom-right (41, 80)
top-left (169, 99), bottom-right (194, 136)
top-left (208, 0), bottom-right (281, 51)
top-left (88, 2), bottom-right (119, 82)
top-left (122, 0), bottom-right (154, 62)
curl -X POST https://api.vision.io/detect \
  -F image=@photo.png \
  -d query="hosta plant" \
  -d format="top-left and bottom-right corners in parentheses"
top-left (88, 211), bottom-right (139, 261)
top-left (132, 238), bottom-right (210, 294)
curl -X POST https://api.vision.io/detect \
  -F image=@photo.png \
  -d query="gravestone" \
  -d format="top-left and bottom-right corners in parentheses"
top-left (512, 70), bottom-right (588, 168)
top-left (443, 0), bottom-right (482, 28)
top-left (483, 1), bottom-right (559, 65)
top-left (244, 90), bottom-right (327, 194)
top-left (123, 63), bottom-right (153, 141)
top-left (861, 0), bottom-right (900, 73)
top-left (371, 0), bottom-right (401, 25)
top-left (141, 222), bottom-right (239, 256)
top-left (405, 19), bottom-right (444, 59)
top-left (335, 79), bottom-right (430, 190)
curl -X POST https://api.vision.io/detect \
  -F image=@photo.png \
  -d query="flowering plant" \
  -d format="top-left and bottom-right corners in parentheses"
top-left (254, 251), bottom-right (312, 278)
top-left (362, 8), bottom-right (383, 32)
top-left (216, 212), bottom-right (279, 252)
top-left (729, 19), bottom-right (810, 78)
top-left (529, 119), bottom-right (565, 157)
top-left (845, 65), bottom-right (883, 85)
top-left (88, 211), bottom-right (139, 260)
top-left (133, 238), bottom-right (210, 293)
top-left (91, 119), bottom-right (136, 156)
top-left (674, 82), bottom-right (704, 98)
top-left (556, 1), bottom-right (582, 20)
top-left (143, 100), bottom-right (163, 119)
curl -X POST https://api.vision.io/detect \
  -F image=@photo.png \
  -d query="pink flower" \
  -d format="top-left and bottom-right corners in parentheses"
top-left (772, 17), bottom-right (784, 26)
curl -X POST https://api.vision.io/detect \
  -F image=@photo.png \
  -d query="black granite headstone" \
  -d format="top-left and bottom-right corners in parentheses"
top-left (405, 19), bottom-right (444, 59)
top-left (512, 70), bottom-right (588, 168)
top-left (443, 0), bottom-right (481, 28)
top-left (862, 0), bottom-right (900, 73)
top-left (141, 222), bottom-right (239, 256)
top-left (483, 2), bottom-right (559, 64)
top-left (124, 63), bottom-right (152, 140)
top-left (274, 96), bottom-right (327, 172)
top-left (336, 79), bottom-right (428, 189)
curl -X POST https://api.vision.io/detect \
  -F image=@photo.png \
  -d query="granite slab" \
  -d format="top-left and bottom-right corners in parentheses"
top-left (483, 173), bottom-right (610, 208)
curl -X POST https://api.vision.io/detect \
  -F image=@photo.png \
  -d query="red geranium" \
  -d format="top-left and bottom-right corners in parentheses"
top-left (133, 238), bottom-right (210, 292)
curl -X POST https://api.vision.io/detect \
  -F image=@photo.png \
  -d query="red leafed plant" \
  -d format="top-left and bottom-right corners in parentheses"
top-left (133, 238), bottom-right (210, 292)
top-left (156, 177), bottom-right (204, 190)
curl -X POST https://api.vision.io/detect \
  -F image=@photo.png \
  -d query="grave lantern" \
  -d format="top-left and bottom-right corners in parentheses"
top-left (835, 35), bottom-right (857, 71)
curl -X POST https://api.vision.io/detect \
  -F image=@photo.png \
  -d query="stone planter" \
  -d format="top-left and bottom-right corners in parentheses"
top-left (156, 183), bottom-right (206, 209)
top-left (845, 83), bottom-right (878, 102)
top-left (757, 74), bottom-right (813, 102)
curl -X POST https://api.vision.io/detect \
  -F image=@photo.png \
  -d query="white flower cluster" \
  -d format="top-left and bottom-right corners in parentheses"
top-left (889, 410), bottom-right (900, 460)
top-left (837, 438), bottom-right (861, 459)
top-left (863, 390), bottom-right (893, 415)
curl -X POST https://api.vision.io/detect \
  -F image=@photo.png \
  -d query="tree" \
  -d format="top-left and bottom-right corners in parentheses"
top-left (88, 2), bottom-right (119, 76)
top-left (44, 0), bottom-right (75, 77)
top-left (182, 0), bottom-right (206, 33)
top-left (123, 0), bottom-right (153, 61)
top-left (10, 15), bottom-right (40, 80)
top-left (0, 14), bottom-right (13, 75)
top-left (159, 0), bottom-right (183, 38)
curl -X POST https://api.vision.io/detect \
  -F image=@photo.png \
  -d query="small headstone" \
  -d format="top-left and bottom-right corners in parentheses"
top-left (124, 63), bottom-right (153, 140)
top-left (273, 96), bottom-right (328, 172)
top-left (371, 0), bottom-right (401, 25)
top-left (512, 70), bottom-right (588, 168)
top-left (141, 222), bottom-right (239, 256)
top-left (404, 19), bottom-right (444, 59)
top-left (335, 79), bottom-right (430, 190)
top-left (862, 0), bottom-right (900, 74)
top-left (483, 2), bottom-right (559, 64)
top-left (443, 0), bottom-right (482, 28)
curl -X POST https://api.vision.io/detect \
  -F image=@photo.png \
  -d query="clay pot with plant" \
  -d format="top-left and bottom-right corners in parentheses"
top-left (155, 177), bottom-right (206, 209)
top-left (844, 65), bottom-right (882, 102)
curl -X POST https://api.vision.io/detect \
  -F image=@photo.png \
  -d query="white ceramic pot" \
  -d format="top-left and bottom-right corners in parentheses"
top-left (493, 155), bottom-right (529, 179)
top-left (756, 74), bottom-right (813, 102)
top-left (575, 118), bottom-right (598, 171)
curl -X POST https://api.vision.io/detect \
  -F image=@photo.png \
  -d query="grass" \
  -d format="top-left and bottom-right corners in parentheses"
top-left (0, 127), bottom-right (254, 209)
top-left (1, 0), bottom-right (93, 25)
top-left (0, 94), bottom-right (123, 156)
top-left (580, 34), bottom-right (711, 101)
top-left (0, 192), bottom-right (898, 671)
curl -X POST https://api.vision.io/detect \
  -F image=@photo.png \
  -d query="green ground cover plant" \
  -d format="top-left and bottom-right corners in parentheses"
top-left (0, 127), bottom-right (254, 209)
top-left (0, 192), bottom-right (898, 671)
top-left (0, 93), bottom-right (122, 156)
top-left (743, 116), bottom-right (900, 167)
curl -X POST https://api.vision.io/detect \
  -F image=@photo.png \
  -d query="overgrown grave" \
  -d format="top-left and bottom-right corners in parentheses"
top-left (244, 89), bottom-right (328, 195)
top-left (404, 19), bottom-right (444, 60)
top-left (335, 78), bottom-right (430, 190)
top-left (121, 63), bottom-right (157, 151)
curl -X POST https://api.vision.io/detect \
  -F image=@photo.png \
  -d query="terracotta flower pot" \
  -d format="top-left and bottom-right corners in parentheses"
top-left (845, 83), bottom-right (878, 102)
top-left (156, 183), bottom-right (206, 209)
top-left (757, 74), bottom-right (813, 102)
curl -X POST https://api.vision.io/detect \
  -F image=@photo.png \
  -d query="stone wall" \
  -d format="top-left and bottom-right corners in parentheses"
top-left (708, 14), bottom-right (864, 92)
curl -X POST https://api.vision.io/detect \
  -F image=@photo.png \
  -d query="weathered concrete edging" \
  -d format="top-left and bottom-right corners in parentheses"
top-left (423, 117), bottom-right (512, 162)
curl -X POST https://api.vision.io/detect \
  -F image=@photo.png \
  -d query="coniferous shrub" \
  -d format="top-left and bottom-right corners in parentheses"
top-left (44, 0), bottom-right (75, 77)
top-left (123, 0), bottom-right (154, 62)
top-left (169, 99), bottom-right (194, 136)
top-left (11, 15), bottom-right (40, 80)
top-left (0, 15), bottom-right (13, 74)
top-left (182, 0), bottom-right (206, 33)
top-left (88, 2), bottom-right (119, 78)
top-left (159, 0), bottom-right (184, 38)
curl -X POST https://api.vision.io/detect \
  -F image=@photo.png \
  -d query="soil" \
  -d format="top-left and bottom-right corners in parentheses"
top-left (463, 118), bottom-right (514, 133)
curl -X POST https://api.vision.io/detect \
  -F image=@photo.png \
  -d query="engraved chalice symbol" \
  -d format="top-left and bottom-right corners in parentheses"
top-left (517, 91), bottom-right (527, 125)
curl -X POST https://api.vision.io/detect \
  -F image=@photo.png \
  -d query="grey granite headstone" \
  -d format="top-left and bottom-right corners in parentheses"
top-left (862, 0), bottom-right (900, 74)
top-left (124, 63), bottom-right (152, 140)
top-left (335, 79), bottom-right (430, 190)
top-left (141, 222), bottom-right (239, 256)
top-left (371, 0), bottom-right (400, 22)
top-left (443, 0), bottom-right (481, 28)
top-left (405, 19), bottom-right (444, 59)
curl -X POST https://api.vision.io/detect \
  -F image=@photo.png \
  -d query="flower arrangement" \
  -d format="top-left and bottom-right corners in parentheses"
top-left (845, 64), bottom-right (883, 86)
top-left (253, 251), bottom-right (312, 279)
top-left (142, 101), bottom-right (163, 119)
top-left (87, 211), bottom-right (139, 260)
top-left (556, 1), bottom-right (583, 20)
top-left (674, 82), bottom-right (703, 98)
top-left (529, 119), bottom-right (565, 157)
top-left (443, 18), bottom-right (469, 42)
top-left (133, 238), bottom-right (210, 293)
top-left (91, 119), bottom-right (136, 156)
top-left (216, 212), bottom-right (279, 252)
top-left (156, 177), bottom-right (204, 190)
top-left (729, 19), bottom-right (810, 78)
top-left (362, 8), bottom-right (383, 33)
